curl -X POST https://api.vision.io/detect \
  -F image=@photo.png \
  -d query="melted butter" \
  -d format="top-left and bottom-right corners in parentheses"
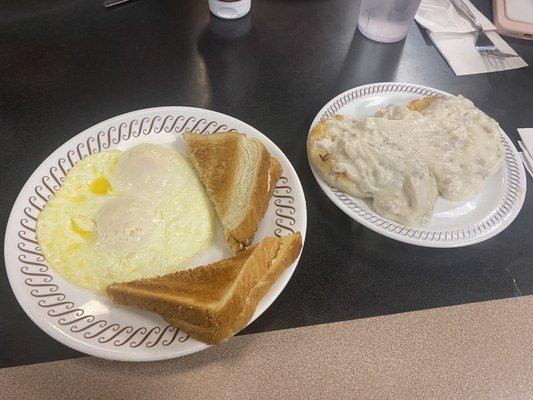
top-left (318, 96), bottom-right (503, 226)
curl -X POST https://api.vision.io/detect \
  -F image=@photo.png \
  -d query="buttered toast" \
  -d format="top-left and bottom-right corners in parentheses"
top-left (183, 132), bottom-right (282, 254)
top-left (107, 233), bottom-right (302, 344)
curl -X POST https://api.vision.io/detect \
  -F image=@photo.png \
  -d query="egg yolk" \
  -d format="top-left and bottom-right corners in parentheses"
top-left (89, 177), bottom-right (111, 195)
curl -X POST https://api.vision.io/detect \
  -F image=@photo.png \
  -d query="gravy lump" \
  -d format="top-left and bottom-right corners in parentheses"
top-left (317, 96), bottom-right (503, 226)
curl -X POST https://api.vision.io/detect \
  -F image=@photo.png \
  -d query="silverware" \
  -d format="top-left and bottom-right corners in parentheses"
top-left (449, 0), bottom-right (519, 59)
top-left (103, 0), bottom-right (130, 8)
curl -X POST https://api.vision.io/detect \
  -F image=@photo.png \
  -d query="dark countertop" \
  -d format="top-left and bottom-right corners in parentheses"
top-left (1, 0), bottom-right (532, 368)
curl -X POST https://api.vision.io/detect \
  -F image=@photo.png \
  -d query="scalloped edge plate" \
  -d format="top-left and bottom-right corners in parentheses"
top-left (308, 82), bottom-right (526, 247)
top-left (5, 107), bottom-right (306, 361)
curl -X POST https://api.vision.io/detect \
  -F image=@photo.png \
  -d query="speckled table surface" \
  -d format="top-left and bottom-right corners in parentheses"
top-left (2, 296), bottom-right (531, 400)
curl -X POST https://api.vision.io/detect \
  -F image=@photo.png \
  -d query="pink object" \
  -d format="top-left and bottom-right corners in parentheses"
top-left (493, 0), bottom-right (533, 40)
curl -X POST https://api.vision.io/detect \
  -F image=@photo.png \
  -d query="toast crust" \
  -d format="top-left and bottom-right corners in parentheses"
top-left (107, 248), bottom-right (254, 327)
top-left (184, 132), bottom-right (282, 253)
top-left (228, 231), bottom-right (303, 339)
top-left (107, 233), bottom-right (302, 344)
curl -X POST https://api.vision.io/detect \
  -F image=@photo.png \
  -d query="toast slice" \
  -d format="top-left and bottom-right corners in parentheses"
top-left (183, 132), bottom-right (283, 254)
top-left (107, 233), bottom-right (302, 344)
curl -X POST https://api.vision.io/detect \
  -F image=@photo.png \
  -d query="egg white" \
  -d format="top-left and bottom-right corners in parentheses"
top-left (36, 143), bottom-right (216, 294)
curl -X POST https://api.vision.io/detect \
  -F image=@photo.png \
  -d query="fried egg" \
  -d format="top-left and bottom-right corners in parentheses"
top-left (36, 143), bottom-right (216, 294)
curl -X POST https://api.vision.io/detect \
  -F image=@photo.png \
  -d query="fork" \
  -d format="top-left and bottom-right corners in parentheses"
top-left (449, 0), bottom-right (519, 58)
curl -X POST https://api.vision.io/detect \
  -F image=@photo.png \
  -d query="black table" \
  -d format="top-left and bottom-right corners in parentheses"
top-left (1, 0), bottom-right (531, 369)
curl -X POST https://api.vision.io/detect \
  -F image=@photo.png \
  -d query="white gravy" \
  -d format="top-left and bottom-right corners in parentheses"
top-left (317, 96), bottom-right (503, 226)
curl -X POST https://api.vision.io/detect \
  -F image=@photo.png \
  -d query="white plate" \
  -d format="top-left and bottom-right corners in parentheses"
top-left (308, 82), bottom-right (526, 248)
top-left (4, 107), bottom-right (306, 361)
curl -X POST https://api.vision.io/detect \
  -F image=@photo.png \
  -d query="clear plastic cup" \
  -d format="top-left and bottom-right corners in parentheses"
top-left (358, 0), bottom-right (422, 43)
top-left (208, 0), bottom-right (251, 19)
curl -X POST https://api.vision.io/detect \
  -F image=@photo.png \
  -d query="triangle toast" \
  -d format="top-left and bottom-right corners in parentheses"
top-left (107, 233), bottom-right (302, 344)
top-left (183, 132), bottom-right (283, 253)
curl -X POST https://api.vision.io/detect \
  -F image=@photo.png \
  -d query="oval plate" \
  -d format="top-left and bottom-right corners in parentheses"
top-left (5, 107), bottom-right (306, 361)
top-left (308, 82), bottom-right (526, 247)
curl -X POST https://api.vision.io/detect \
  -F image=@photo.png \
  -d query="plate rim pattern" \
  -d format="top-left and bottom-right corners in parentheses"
top-left (7, 108), bottom-right (302, 355)
top-left (310, 82), bottom-right (526, 246)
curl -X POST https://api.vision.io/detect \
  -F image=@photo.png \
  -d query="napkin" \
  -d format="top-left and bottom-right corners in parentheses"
top-left (415, 0), bottom-right (528, 75)
top-left (519, 152), bottom-right (533, 178)
top-left (518, 128), bottom-right (533, 178)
